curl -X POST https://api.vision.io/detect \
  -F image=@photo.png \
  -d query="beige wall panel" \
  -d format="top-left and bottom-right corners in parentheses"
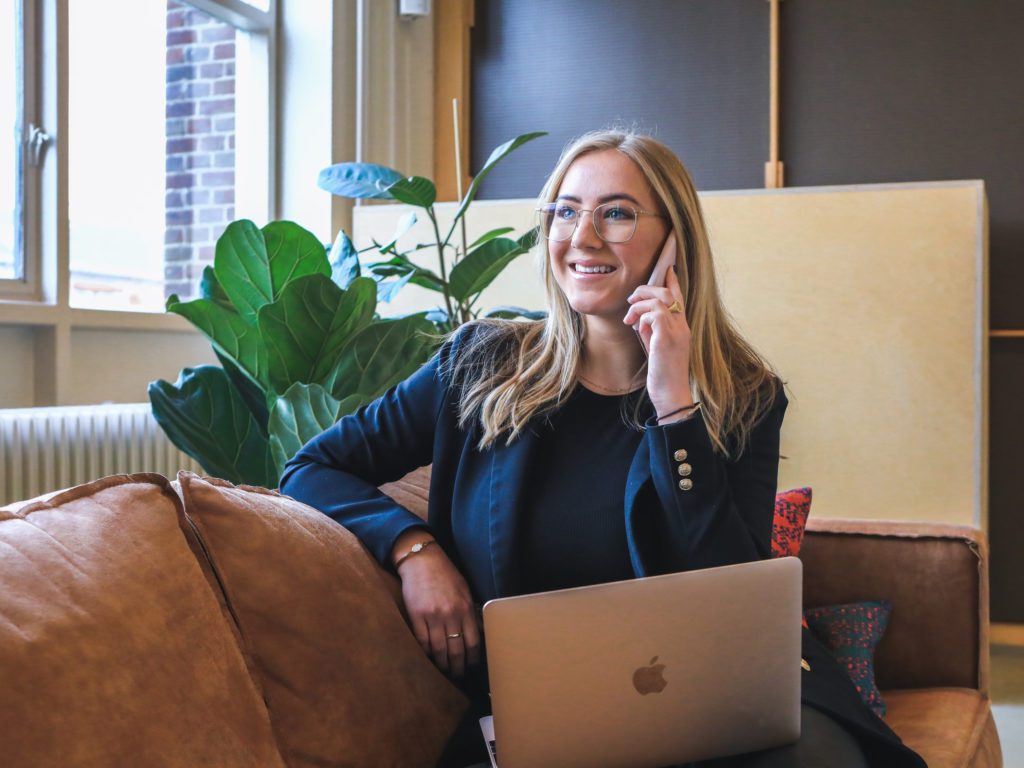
top-left (0, 327), bottom-right (37, 408)
top-left (354, 181), bottom-right (987, 527)
top-left (68, 329), bottom-right (216, 406)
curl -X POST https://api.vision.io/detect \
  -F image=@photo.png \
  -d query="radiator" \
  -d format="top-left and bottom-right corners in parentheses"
top-left (0, 403), bottom-right (202, 507)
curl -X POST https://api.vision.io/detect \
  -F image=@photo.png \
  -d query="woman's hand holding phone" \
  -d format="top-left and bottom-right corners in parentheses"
top-left (622, 235), bottom-right (695, 420)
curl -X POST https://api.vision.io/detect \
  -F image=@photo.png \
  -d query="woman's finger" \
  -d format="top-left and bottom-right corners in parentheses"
top-left (627, 285), bottom-right (673, 304)
top-left (446, 626), bottom-right (467, 677)
top-left (623, 298), bottom-right (674, 326)
top-left (412, 616), bottom-right (432, 657)
top-left (462, 613), bottom-right (482, 667)
top-left (428, 621), bottom-right (450, 672)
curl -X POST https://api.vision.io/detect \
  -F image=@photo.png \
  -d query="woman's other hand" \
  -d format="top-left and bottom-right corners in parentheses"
top-left (391, 531), bottom-right (481, 677)
top-left (623, 268), bottom-right (694, 418)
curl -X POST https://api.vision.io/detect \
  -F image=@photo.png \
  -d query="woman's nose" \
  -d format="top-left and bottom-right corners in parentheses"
top-left (570, 211), bottom-right (601, 249)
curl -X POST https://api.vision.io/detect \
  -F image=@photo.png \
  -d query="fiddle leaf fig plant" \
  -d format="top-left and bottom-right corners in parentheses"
top-left (150, 131), bottom-right (546, 488)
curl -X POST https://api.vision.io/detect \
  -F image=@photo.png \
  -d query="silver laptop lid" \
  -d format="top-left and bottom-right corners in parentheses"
top-left (483, 557), bottom-right (802, 768)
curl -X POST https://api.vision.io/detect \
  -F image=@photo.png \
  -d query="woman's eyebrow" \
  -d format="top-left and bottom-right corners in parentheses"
top-left (555, 193), bottom-right (644, 206)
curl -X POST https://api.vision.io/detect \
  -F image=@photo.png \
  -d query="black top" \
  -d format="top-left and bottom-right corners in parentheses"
top-left (519, 386), bottom-right (644, 593)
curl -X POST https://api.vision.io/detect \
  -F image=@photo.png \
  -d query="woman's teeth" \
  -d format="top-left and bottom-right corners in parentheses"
top-left (573, 264), bottom-right (614, 274)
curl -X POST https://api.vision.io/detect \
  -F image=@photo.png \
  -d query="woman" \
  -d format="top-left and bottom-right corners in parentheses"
top-left (280, 131), bottom-right (925, 768)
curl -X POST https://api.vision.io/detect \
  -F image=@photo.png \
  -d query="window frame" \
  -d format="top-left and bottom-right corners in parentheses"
top-left (0, 0), bottom-right (278, 311)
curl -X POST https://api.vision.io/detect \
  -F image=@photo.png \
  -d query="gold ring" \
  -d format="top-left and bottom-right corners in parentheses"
top-left (446, 632), bottom-right (463, 640)
top-left (667, 301), bottom-right (683, 314)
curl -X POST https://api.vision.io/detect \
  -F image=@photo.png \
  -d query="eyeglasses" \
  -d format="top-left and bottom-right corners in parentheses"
top-left (537, 202), bottom-right (666, 243)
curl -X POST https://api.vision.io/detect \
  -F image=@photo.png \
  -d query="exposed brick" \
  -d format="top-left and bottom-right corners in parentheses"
top-left (214, 116), bottom-right (235, 133)
top-left (228, 135), bottom-right (235, 150)
top-left (165, 281), bottom-right (191, 298)
top-left (167, 9), bottom-right (187, 29)
top-left (166, 173), bottom-right (195, 189)
top-left (201, 25), bottom-right (235, 44)
top-left (214, 151), bottom-right (234, 168)
top-left (198, 135), bottom-right (225, 152)
top-left (166, 118), bottom-right (186, 137)
top-left (200, 62), bottom-right (224, 79)
top-left (199, 245), bottom-right (215, 260)
top-left (199, 98), bottom-right (233, 116)
top-left (167, 64), bottom-right (196, 83)
top-left (190, 226), bottom-right (210, 242)
top-left (166, 155), bottom-right (184, 173)
top-left (165, 228), bottom-right (184, 245)
top-left (184, 45), bottom-right (211, 63)
top-left (213, 79), bottom-right (234, 96)
top-left (164, 265), bottom-right (186, 281)
top-left (199, 207), bottom-right (224, 224)
top-left (166, 47), bottom-right (184, 66)
top-left (225, 62), bottom-right (235, 77)
top-left (167, 29), bottom-right (196, 47)
top-left (166, 209), bottom-right (194, 226)
top-left (165, 191), bottom-right (183, 208)
top-left (186, 117), bottom-right (211, 134)
top-left (201, 170), bottom-right (234, 187)
top-left (166, 137), bottom-right (195, 154)
top-left (165, 246), bottom-right (192, 263)
top-left (186, 154), bottom-right (211, 170)
top-left (213, 42), bottom-right (235, 61)
top-left (188, 188), bottom-right (211, 205)
top-left (213, 189), bottom-right (234, 205)
top-left (166, 100), bottom-right (195, 118)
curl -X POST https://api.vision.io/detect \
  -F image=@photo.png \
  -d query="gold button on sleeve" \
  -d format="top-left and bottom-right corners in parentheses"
top-left (678, 478), bottom-right (693, 491)
top-left (677, 463), bottom-right (692, 477)
top-left (673, 449), bottom-right (688, 462)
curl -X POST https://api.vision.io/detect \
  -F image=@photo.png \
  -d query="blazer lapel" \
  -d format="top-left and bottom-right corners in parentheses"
top-left (486, 427), bottom-right (540, 598)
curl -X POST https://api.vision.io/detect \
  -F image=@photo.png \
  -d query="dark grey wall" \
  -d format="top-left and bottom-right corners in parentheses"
top-left (471, 0), bottom-right (1024, 621)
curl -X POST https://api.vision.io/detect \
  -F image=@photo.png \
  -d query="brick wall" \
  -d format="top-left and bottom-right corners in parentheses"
top-left (164, 1), bottom-right (236, 301)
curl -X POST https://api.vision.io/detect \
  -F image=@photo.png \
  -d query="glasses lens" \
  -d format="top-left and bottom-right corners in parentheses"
top-left (593, 203), bottom-right (637, 243)
top-left (541, 203), bottom-right (578, 241)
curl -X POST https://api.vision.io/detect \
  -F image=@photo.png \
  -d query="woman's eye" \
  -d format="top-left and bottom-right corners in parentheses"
top-left (554, 205), bottom-right (578, 220)
top-left (602, 205), bottom-right (635, 221)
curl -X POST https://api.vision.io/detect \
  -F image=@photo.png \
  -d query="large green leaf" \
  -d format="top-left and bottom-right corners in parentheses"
top-left (379, 211), bottom-right (417, 255)
top-left (214, 348), bottom-right (270, 435)
top-left (213, 220), bottom-right (329, 325)
top-left (258, 275), bottom-right (377, 394)
top-left (267, 384), bottom-right (368, 479)
top-left (386, 176), bottom-right (437, 208)
top-left (328, 315), bottom-right (437, 401)
top-left (448, 236), bottom-right (530, 302)
top-left (366, 254), bottom-right (444, 292)
top-left (317, 162), bottom-right (403, 200)
top-left (148, 365), bottom-right (276, 488)
top-left (167, 295), bottom-right (268, 389)
top-left (199, 265), bottom-right (234, 309)
top-left (448, 132), bottom-right (547, 235)
top-left (470, 227), bottom-right (514, 249)
top-left (328, 229), bottom-right (360, 288)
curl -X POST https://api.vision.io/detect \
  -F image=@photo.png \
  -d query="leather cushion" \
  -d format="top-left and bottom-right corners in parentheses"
top-left (883, 688), bottom-right (1003, 768)
top-left (176, 472), bottom-right (467, 768)
top-left (0, 474), bottom-right (286, 768)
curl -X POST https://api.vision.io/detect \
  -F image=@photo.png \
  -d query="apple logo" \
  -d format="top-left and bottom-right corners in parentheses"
top-left (633, 656), bottom-right (668, 695)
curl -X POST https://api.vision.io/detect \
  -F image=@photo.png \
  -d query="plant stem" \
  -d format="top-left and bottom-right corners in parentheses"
top-left (427, 207), bottom-right (458, 328)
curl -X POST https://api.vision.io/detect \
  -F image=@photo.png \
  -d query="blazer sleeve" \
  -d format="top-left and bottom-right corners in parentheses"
top-left (278, 336), bottom-right (458, 567)
top-left (643, 385), bottom-right (788, 572)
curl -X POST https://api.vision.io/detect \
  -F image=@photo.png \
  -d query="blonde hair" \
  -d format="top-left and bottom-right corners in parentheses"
top-left (450, 130), bottom-right (782, 458)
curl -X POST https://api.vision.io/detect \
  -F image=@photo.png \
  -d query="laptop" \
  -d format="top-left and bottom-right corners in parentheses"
top-left (481, 557), bottom-right (803, 768)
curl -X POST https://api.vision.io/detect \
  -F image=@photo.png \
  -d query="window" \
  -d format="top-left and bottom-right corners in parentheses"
top-left (1, 0), bottom-right (24, 283)
top-left (0, 0), bottom-right (274, 310)
top-left (67, 0), bottom-right (273, 311)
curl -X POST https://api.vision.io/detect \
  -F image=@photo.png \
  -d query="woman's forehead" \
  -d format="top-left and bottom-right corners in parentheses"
top-left (558, 149), bottom-right (657, 206)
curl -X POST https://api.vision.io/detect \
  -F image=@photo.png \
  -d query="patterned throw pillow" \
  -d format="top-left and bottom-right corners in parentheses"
top-left (772, 487), bottom-right (812, 628)
top-left (772, 487), bottom-right (812, 558)
top-left (804, 600), bottom-right (893, 717)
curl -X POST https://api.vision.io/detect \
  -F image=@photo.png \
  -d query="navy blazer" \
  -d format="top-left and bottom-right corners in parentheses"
top-left (279, 323), bottom-right (926, 766)
top-left (280, 324), bottom-right (786, 603)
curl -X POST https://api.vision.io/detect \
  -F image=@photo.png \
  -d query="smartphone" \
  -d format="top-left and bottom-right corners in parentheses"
top-left (632, 235), bottom-right (678, 335)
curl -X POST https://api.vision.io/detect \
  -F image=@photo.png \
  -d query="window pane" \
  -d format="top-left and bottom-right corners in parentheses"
top-left (1, 0), bottom-right (23, 282)
top-left (69, 1), bottom-right (267, 312)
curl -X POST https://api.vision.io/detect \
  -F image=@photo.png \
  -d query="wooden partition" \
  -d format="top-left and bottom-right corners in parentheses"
top-left (354, 180), bottom-right (988, 527)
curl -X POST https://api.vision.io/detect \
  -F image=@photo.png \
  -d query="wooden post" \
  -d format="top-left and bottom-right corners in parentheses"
top-left (434, 0), bottom-right (474, 201)
top-left (764, 0), bottom-right (785, 188)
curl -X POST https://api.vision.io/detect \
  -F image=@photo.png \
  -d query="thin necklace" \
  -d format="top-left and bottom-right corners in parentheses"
top-left (577, 372), bottom-right (640, 396)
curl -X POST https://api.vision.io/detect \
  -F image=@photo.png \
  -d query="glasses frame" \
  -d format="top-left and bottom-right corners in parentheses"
top-left (537, 202), bottom-right (667, 243)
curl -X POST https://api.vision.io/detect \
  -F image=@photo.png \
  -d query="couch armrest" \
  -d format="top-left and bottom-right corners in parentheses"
top-left (801, 518), bottom-right (989, 695)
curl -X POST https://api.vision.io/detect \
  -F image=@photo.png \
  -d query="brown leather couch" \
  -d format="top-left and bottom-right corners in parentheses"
top-left (0, 468), bottom-right (1003, 767)
top-left (801, 518), bottom-right (1003, 768)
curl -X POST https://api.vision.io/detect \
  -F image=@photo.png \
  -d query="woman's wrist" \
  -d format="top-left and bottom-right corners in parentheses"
top-left (391, 529), bottom-right (436, 571)
top-left (656, 401), bottom-right (701, 424)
